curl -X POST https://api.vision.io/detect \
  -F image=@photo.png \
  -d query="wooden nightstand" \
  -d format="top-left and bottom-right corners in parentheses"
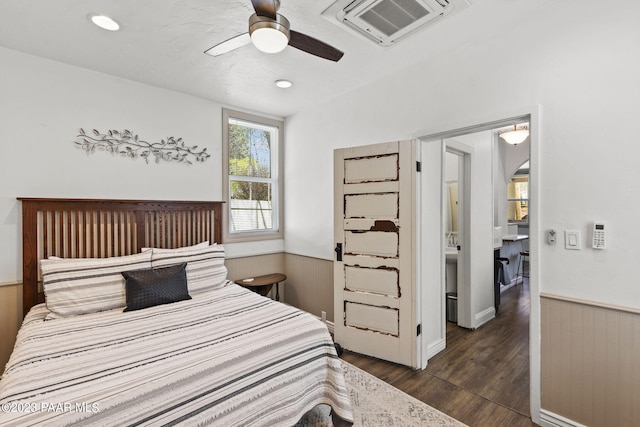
top-left (237, 273), bottom-right (287, 301)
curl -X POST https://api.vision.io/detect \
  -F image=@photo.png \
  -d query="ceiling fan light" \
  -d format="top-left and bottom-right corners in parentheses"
top-left (249, 13), bottom-right (290, 54)
top-left (500, 125), bottom-right (529, 145)
top-left (251, 27), bottom-right (288, 53)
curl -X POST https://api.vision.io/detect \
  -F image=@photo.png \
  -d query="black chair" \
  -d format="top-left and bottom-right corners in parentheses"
top-left (494, 250), bottom-right (509, 313)
top-left (516, 250), bottom-right (529, 286)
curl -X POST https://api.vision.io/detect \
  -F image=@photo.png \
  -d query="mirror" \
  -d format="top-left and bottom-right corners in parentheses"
top-left (445, 151), bottom-right (459, 247)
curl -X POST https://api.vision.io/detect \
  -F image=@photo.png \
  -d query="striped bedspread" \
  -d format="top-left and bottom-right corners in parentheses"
top-left (0, 283), bottom-right (353, 426)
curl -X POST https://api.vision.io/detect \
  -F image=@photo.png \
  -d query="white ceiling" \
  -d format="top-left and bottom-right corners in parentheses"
top-left (0, 0), bottom-right (548, 118)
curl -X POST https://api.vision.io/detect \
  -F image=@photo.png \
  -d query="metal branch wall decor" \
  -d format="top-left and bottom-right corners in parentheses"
top-left (73, 128), bottom-right (210, 165)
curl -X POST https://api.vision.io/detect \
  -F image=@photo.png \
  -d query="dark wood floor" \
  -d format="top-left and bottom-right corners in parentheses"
top-left (341, 280), bottom-right (536, 427)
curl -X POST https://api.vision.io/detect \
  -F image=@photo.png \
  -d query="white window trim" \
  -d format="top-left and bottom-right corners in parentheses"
top-left (222, 108), bottom-right (284, 243)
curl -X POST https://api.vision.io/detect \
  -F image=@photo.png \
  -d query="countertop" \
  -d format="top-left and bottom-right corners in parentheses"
top-left (502, 234), bottom-right (529, 242)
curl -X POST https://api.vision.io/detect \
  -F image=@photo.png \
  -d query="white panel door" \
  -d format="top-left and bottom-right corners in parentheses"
top-left (334, 141), bottom-right (418, 368)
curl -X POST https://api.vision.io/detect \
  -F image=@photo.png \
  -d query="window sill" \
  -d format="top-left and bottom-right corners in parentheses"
top-left (223, 230), bottom-right (284, 244)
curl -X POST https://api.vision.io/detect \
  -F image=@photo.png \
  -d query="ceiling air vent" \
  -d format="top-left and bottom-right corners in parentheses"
top-left (322, 0), bottom-right (470, 47)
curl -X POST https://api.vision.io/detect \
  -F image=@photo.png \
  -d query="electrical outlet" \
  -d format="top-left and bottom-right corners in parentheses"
top-left (321, 311), bottom-right (326, 323)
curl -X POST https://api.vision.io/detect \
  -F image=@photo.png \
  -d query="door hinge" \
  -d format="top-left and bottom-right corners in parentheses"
top-left (416, 161), bottom-right (422, 172)
top-left (417, 324), bottom-right (422, 336)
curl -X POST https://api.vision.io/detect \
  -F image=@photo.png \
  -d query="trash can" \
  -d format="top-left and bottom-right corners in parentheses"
top-left (446, 292), bottom-right (458, 323)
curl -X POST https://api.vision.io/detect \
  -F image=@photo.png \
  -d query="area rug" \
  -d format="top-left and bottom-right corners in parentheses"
top-left (296, 360), bottom-right (467, 427)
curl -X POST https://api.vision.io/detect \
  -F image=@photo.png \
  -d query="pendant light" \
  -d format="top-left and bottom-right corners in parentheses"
top-left (500, 124), bottom-right (529, 145)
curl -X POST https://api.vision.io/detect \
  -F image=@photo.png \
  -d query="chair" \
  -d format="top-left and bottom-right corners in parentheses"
top-left (516, 250), bottom-right (529, 286)
top-left (494, 254), bottom-right (509, 313)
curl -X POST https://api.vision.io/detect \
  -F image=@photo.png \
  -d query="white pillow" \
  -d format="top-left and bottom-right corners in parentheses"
top-left (141, 241), bottom-right (211, 253)
top-left (49, 241), bottom-right (211, 259)
top-left (150, 244), bottom-right (227, 295)
top-left (40, 251), bottom-right (152, 319)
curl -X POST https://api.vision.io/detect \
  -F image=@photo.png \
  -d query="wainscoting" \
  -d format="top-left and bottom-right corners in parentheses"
top-left (192, 253), bottom-right (334, 320)
top-left (0, 282), bottom-right (22, 372)
top-left (225, 253), bottom-right (285, 300)
top-left (541, 294), bottom-right (640, 426)
top-left (283, 253), bottom-right (334, 321)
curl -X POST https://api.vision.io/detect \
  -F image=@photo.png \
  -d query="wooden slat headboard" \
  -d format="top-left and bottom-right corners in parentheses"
top-left (18, 198), bottom-right (224, 317)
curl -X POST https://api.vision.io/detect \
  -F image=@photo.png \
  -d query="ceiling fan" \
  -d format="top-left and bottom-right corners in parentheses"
top-left (204, 0), bottom-right (344, 62)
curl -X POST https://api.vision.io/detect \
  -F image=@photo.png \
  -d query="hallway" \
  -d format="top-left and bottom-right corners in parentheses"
top-left (342, 280), bottom-right (534, 426)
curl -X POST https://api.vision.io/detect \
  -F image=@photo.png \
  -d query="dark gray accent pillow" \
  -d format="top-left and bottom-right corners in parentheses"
top-left (122, 263), bottom-right (191, 312)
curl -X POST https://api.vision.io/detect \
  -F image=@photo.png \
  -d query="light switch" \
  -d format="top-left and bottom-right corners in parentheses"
top-left (565, 230), bottom-right (581, 250)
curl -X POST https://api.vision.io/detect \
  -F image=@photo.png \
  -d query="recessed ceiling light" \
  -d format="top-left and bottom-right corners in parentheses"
top-left (89, 14), bottom-right (120, 31)
top-left (275, 79), bottom-right (293, 89)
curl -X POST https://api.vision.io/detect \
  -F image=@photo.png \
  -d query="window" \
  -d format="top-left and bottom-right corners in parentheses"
top-left (507, 175), bottom-right (528, 223)
top-left (222, 109), bottom-right (283, 242)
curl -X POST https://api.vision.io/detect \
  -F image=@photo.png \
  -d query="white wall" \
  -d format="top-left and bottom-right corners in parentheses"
top-left (285, 1), bottom-right (640, 421)
top-left (285, 0), bottom-right (640, 309)
top-left (445, 151), bottom-right (459, 182)
top-left (448, 132), bottom-right (495, 328)
top-left (0, 47), bottom-right (281, 284)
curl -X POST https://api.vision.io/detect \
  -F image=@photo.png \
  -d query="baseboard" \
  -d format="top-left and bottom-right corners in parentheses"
top-left (500, 280), bottom-right (517, 293)
top-left (315, 316), bottom-right (334, 334)
top-left (539, 409), bottom-right (585, 427)
top-left (426, 338), bottom-right (446, 360)
top-left (473, 306), bottom-right (495, 329)
top-left (325, 320), bottom-right (335, 334)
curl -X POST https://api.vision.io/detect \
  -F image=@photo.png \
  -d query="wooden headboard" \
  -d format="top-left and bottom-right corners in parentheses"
top-left (18, 198), bottom-right (224, 317)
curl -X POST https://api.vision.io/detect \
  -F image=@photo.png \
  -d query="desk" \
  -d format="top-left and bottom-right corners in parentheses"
top-left (238, 273), bottom-right (287, 301)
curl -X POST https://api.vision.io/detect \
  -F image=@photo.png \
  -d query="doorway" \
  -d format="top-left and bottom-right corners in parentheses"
top-left (444, 151), bottom-right (461, 324)
top-left (417, 110), bottom-right (539, 420)
top-left (443, 141), bottom-right (472, 329)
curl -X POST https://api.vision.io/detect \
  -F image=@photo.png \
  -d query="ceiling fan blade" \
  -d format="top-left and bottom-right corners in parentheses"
top-left (289, 30), bottom-right (344, 62)
top-left (251, 0), bottom-right (278, 19)
top-left (204, 33), bottom-right (251, 56)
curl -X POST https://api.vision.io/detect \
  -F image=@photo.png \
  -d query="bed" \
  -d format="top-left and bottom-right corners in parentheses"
top-left (0, 198), bottom-right (353, 426)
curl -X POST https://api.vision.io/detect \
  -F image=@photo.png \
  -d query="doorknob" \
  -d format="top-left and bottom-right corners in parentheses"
top-left (335, 243), bottom-right (343, 261)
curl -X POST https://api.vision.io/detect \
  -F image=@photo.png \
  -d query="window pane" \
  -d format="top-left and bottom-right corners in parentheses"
top-left (230, 181), bottom-right (273, 231)
top-left (223, 108), bottom-right (283, 240)
top-left (515, 181), bottom-right (528, 199)
top-left (508, 200), bottom-right (529, 221)
top-left (507, 176), bottom-right (529, 222)
top-left (228, 120), bottom-right (272, 178)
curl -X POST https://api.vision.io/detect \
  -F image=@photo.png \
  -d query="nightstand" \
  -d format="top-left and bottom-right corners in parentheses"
top-left (237, 273), bottom-right (287, 301)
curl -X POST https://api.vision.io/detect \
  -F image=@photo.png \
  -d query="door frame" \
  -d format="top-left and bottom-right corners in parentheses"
top-left (414, 106), bottom-right (541, 423)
